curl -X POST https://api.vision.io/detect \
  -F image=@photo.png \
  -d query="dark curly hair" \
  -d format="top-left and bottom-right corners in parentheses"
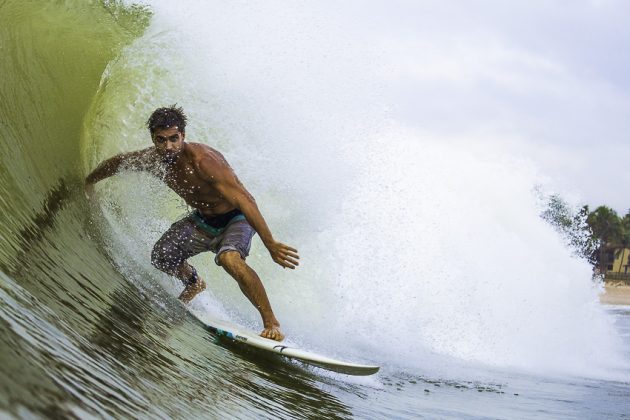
top-left (146, 105), bottom-right (187, 134)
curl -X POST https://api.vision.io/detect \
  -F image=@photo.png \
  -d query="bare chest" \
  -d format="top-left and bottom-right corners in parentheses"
top-left (159, 162), bottom-right (222, 208)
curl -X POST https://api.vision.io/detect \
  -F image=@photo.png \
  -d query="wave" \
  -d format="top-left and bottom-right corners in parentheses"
top-left (83, 0), bottom-right (630, 379)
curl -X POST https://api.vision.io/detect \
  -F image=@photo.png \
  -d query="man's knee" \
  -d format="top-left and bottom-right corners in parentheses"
top-left (217, 251), bottom-right (245, 272)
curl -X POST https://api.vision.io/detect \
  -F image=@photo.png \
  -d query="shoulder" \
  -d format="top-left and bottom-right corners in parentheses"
top-left (186, 142), bottom-right (232, 179)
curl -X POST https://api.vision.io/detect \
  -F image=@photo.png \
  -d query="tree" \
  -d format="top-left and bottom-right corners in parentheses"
top-left (539, 196), bottom-right (597, 265)
top-left (587, 206), bottom-right (622, 244)
top-left (622, 210), bottom-right (630, 238)
top-left (540, 199), bottom-right (630, 276)
top-left (615, 210), bottom-right (630, 273)
top-left (586, 206), bottom-right (623, 274)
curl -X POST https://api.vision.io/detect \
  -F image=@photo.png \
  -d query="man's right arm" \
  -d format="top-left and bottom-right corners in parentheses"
top-left (85, 148), bottom-right (154, 187)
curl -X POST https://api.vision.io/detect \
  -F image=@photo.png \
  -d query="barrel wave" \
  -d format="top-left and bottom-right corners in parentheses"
top-left (1, 1), bottom-right (629, 418)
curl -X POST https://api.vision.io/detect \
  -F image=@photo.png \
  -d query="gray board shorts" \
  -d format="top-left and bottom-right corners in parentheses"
top-left (151, 210), bottom-right (255, 270)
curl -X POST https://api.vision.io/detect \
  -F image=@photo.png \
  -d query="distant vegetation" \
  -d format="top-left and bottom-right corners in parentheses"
top-left (540, 194), bottom-right (630, 275)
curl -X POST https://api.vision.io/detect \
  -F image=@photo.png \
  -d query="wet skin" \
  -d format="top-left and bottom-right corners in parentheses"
top-left (85, 126), bottom-right (299, 341)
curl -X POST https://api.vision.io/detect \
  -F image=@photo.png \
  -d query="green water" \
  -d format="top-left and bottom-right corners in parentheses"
top-left (0, 0), bottom-right (146, 258)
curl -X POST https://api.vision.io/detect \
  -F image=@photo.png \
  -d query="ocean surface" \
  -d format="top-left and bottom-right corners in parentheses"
top-left (1, 1), bottom-right (629, 418)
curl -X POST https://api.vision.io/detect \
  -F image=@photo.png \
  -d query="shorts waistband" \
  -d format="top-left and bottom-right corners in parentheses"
top-left (190, 209), bottom-right (246, 236)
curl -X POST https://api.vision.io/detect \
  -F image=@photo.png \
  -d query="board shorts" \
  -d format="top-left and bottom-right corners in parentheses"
top-left (151, 209), bottom-right (256, 273)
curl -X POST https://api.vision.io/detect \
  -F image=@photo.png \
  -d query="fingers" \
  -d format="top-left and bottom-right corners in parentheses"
top-left (282, 244), bottom-right (298, 253)
top-left (279, 248), bottom-right (299, 268)
top-left (279, 243), bottom-right (300, 260)
top-left (275, 254), bottom-right (298, 269)
top-left (284, 256), bottom-right (300, 266)
top-left (283, 250), bottom-right (300, 260)
top-left (84, 183), bottom-right (95, 200)
top-left (275, 257), bottom-right (298, 269)
top-left (270, 242), bottom-right (300, 269)
top-left (273, 242), bottom-right (300, 270)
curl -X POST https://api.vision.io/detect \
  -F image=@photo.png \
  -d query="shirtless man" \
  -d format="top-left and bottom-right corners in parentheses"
top-left (84, 105), bottom-right (299, 341)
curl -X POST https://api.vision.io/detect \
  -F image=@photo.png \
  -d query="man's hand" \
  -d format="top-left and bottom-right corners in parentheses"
top-left (267, 241), bottom-right (300, 269)
top-left (84, 182), bottom-right (95, 200)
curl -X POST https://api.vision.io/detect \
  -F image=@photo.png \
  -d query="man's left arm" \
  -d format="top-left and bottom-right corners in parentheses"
top-left (200, 158), bottom-right (300, 269)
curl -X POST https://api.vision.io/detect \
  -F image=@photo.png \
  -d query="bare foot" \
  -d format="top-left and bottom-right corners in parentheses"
top-left (260, 324), bottom-right (285, 341)
top-left (178, 278), bottom-right (206, 303)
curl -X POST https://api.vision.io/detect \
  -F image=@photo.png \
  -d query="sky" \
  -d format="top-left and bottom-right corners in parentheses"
top-left (353, 0), bottom-right (630, 214)
top-left (139, 0), bottom-right (630, 214)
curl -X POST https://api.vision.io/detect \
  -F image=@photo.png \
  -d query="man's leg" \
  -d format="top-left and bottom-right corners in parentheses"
top-left (152, 256), bottom-right (207, 303)
top-left (217, 251), bottom-right (284, 341)
top-left (151, 219), bottom-right (207, 303)
top-left (174, 263), bottom-right (207, 303)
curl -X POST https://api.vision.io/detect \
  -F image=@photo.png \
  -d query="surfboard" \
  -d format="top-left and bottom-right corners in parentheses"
top-left (190, 312), bottom-right (380, 376)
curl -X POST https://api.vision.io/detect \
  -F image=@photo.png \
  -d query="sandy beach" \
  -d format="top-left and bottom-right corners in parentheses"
top-left (600, 282), bottom-right (630, 305)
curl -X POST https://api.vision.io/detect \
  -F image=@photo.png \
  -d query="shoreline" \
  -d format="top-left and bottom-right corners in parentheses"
top-left (600, 282), bottom-right (630, 306)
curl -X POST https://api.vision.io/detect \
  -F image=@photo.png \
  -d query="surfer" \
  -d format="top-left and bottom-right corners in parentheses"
top-left (84, 105), bottom-right (299, 341)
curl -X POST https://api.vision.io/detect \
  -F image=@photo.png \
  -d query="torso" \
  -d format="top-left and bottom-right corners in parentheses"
top-left (147, 143), bottom-right (235, 218)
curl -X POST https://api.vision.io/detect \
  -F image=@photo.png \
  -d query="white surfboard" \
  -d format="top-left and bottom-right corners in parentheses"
top-left (190, 312), bottom-right (379, 376)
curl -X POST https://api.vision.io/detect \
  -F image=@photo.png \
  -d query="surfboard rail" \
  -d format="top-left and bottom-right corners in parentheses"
top-left (192, 313), bottom-right (379, 376)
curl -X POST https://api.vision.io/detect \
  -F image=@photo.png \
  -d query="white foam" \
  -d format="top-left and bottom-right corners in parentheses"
top-left (86, 0), bottom-right (629, 379)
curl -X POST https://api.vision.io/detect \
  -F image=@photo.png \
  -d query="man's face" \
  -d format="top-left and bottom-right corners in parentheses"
top-left (152, 126), bottom-right (185, 163)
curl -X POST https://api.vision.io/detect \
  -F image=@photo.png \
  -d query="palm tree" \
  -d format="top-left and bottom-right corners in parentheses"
top-left (586, 206), bottom-right (622, 274)
top-left (616, 211), bottom-right (630, 273)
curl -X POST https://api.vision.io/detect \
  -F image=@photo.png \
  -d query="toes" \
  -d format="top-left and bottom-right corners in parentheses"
top-left (260, 328), bottom-right (284, 341)
top-left (260, 329), bottom-right (275, 340)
